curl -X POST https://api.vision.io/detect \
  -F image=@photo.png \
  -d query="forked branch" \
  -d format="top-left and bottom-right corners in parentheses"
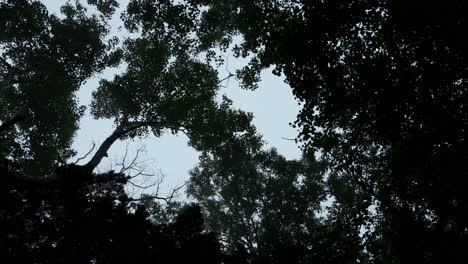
top-left (82, 118), bottom-right (186, 171)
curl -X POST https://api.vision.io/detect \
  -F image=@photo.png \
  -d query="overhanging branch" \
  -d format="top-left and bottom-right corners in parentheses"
top-left (82, 119), bottom-right (186, 171)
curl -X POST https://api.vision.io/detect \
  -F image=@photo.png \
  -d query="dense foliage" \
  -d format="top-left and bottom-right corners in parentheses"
top-left (0, 160), bottom-right (221, 263)
top-left (1, 0), bottom-right (467, 263)
top-left (0, 0), bottom-right (120, 175)
top-left (187, 129), bottom-right (373, 263)
top-left (176, 0), bottom-right (468, 262)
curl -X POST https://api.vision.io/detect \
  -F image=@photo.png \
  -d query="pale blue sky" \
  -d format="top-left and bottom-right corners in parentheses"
top-left (42, 0), bottom-right (301, 196)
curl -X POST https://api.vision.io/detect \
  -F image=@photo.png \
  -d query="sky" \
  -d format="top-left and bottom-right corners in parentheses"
top-left (41, 0), bottom-right (302, 197)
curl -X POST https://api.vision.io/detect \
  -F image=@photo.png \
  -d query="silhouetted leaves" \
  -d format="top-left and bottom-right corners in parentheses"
top-left (2, 1), bottom-right (467, 263)
top-left (0, 0), bottom-right (117, 175)
top-left (170, 0), bottom-right (468, 262)
top-left (0, 160), bottom-right (222, 263)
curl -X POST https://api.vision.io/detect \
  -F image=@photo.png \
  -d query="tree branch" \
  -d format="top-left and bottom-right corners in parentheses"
top-left (128, 195), bottom-right (172, 203)
top-left (82, 118), bottom-right (186, 171)
top-left (83, 122), bottom-right (127, 171)
top-left (73, 142), bottom-right (96, 165)
top-left (218, 73), bottom-right (235, 85)
top-left (0, 106), bottom-right (29, 133)
top-left (128, 182), bottom-right (186, 204)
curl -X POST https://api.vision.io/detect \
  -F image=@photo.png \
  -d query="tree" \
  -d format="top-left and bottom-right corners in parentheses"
top-left (0, 0), bottom-right (252, 176)
top-left (0, 0), bottom-right (121, 175)
top-left (186, 124), bottom-right (372, 263)
top-left (0, 1), bottom-right (245, 263)
top-left (5, 0), bottom-right (466, 263)
top-left (170, 0), bottom-right (468, 262)
top-left (0, 159), bottom-right (222, 263)
top-left (0, 1), bottom-right (257, 262)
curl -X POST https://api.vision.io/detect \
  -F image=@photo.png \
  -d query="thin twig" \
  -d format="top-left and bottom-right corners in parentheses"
top-left (73, 142), bottom-right (96, 165)
top-left (218, 73), bottom-right (235, 85)
top-left (127, 180), bottom-right (158, 190)
top-left (128, 195), bottom-right (172, 203)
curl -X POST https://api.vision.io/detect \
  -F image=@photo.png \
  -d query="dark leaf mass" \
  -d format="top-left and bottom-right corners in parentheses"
top-left (1, 0), bottom-right (467, 263)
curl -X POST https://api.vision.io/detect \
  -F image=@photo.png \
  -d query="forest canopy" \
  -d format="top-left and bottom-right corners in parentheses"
top-left (1, 0), bottom-right (467, 263)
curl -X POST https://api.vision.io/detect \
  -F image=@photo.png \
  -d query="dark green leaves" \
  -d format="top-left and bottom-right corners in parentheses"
top-left (0, 0), bottom-right (117, 174)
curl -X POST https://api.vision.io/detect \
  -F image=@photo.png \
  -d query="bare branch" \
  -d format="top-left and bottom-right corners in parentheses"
top-left (82, 122), bottom-right (127, 171)
top-left (105, 142), bottom-right (169, 196)
top-left (218, 73), bottom-right (235, 86)
top-left (168, 181), bottom-right (186, 200)
top-left (127, 180), bottom-right (157, 190)
top-left (122, 146), bottom-right (143, 173)
top-left (129, 179), bottom-right (186, 204)
top-left (73, 142), bottom-right (96, 165)
top-left (126, 165), bottom-right (162, 190)
top-left (123, 120), bottom-right (186, 134)
top-left (128, 195), bottom-right (172, 203)
top-left (82, 116), bottom-right (189, 173)
top-left (116, 141), bottom-right (131, 173)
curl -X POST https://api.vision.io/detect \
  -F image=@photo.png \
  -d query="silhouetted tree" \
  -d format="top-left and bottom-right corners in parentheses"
top-left (172, 0), bottom-right (468, 262)
top-left (0, 159), bottom-right (223, 263)
top-left (0, 1), bottom-right (262, 263)
top-left (0, 0), bottom-right (121, 175)
top-left (0, 0), bottom-right (252, 174)
top-left (4, 0), bottom-right (467, 263)
top-left (187, 125), bottom-right (374, 263)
